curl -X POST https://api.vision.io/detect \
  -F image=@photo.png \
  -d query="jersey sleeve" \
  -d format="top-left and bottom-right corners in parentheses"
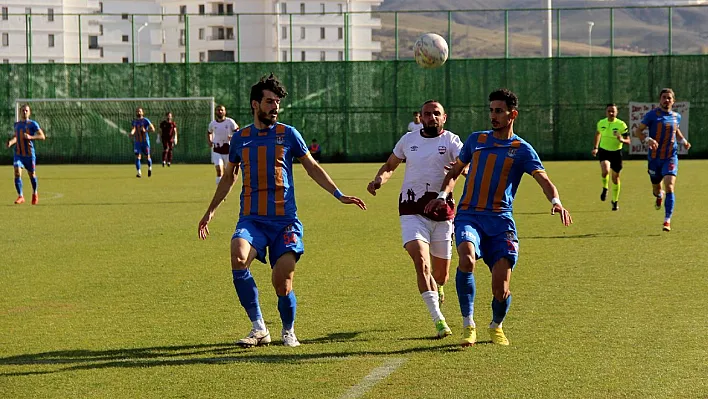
top-left (144, 118), bottom-right (152, 129)
top-left (207, 122), bottom-right (214, 133)
top-left (392, 134), bottom-right (407, 160)
top-left (450, 134), bottom-right (463, 159)
top-left (676, 112), bottom-right (682, 126)
top-left (522, 143), bottom-right (545, 176)
top-left (30, 121), bottom-right (41, 134)
top-left (228, 135), bottom-right (241, 164)
top-left (620, 120), bottom-right (629, 137)
top-left (457, 134), bottom-right (476, 164)
top-left (289, 127), bottom-right (309, 158)
top-left (641, 110), bottom-right (655, 127)
top-left (596, 120), bottom-right (603, 133)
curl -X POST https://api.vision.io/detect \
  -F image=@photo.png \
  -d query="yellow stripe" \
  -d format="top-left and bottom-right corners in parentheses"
top-left (274, 145), bottom-right (285, 216)
top-left (242, 149), bottom-right (251, 215)
top-left (474, 154), bottom-right (498, 210)
top-left (257, 146), bottom-right (268, 216)
top-left (492, 157), bottom-right (514, 211)
top-left (459, 151), bottom-right (479, 211)
top-left (240, 127), bottom-right (251, 137)
top-left (652, 122), bottom-right (662, 159)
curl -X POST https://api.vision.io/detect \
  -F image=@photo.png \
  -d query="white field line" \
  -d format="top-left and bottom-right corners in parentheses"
top-left (338, 357), bottom-right (407, 399)
top-left (40, 192), bottom-right (64, 201)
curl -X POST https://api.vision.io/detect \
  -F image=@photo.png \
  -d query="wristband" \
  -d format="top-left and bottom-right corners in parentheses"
top-left (677, 138), bottom-right (685, 144)
top-left (333, 189), bottom-right (344, 199)
top-left (551, 197), bottom-right (562, 206)
top-left (643, 136), bottom-right (652, 144)
top-left (593, 147), bottom-right (598, 150)
top-left (437, 191), bottom-right (448, 200)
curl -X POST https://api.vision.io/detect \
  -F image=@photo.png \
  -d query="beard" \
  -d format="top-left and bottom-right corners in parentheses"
top-left (422, 125), bottom-right (441, 137)
top-left (257, 109), bottom-right (278, 126)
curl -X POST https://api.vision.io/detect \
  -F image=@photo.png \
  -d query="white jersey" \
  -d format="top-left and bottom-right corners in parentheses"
top-left (208, 117), bottom-right (238, 149)
top-left (407, 121), bottom-right (424, 132)
top-left (393, 129), bottom-right (463, 221)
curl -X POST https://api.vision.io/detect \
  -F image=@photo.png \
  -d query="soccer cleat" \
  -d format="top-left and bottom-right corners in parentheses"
top-left (14, 196), bottom-right (25, 204)
top-left (136, 173), bottom-right (142, 178)
top-left (611, 201), bottom-right (618, 211)
top-left (438, 285), bottom-right (445, 305)
top-left (162, 162), bottom-right (166, 167)
top-left (281, 329), bottom-right (301, 347)
top-left (31, 193), bottom-right (38, 205)
top-left (460, 326), bottom-right (476, 347)
top-left (148, 169), bottom-right (152, 177)
top-left (236, 329), bottom-right (271, 348)
top-left (488, 327), bottom-right (510, 346)
top-left (167, 163), bottom-right (171, 167)
top-left (435, 319), bottom-right (452, 338)
top-left (662, 221), bottom-right (671, 232)
top-left (600, 187), bottom-right (608, 202)
top-left (655, 192), bottom-right (664, 210)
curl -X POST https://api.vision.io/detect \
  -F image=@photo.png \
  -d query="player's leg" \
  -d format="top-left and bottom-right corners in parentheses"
top-left (135, 149), bottom-right (142, 177)
top-left (430, 219), bottom-right (453, 305)
top-left (27, 159), bottom-right (38, 205)
top-left (212, 152), bottom-right (224, 185)
top-left (404, 239), bottom-right (450, 338)
top-left (599, 157), bottom-right (610, 201)
top-left (489, 257), bottom-right (513, 346)
top-left (162, 142), bottom-right (168, 166)
top-left (454, 217), bottom-right (481, 346)
top-left (610, 151), bottom-right (622, 211)
top-left (144, 146), bottom-right (152, 177)
top-left (167, 141), bottom-right (174, 166)
top-left (269, 220), bottom-right (305, 347)
top-left (648, 159), bottom-right (663, 210)
top-left (12, 161), bottom-right (24, 204)
top-left (662, 174), bottom-right (677, 231)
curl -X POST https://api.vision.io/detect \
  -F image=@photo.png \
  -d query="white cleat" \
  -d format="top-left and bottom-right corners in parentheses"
top-left (236, 329), bottom-right (271, 348)
top-left (281, 329), bottom-right (301, 347)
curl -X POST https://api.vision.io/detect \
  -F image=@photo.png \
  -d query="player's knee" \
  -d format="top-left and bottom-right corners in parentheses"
top-left (458, 254), bottom-right (476, 273)
top-left (492, 286), bottom-right (510, 301)
top-left (230, 254), bottom-right (249, 270)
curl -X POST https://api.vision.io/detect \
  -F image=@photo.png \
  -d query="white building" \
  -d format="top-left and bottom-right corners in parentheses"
top-left (0, 0), bottom-right (382, 64)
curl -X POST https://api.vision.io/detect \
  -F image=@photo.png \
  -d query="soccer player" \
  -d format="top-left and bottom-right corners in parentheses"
top-left (197, 74), bottom-right (367, 347)
top-left (591, 104), bottom-right (629, 211)
top-left (367, 100), bottom-right (463, 339)
top-left (130, 107), bottom-right (155, 178)
top-left (633, 88), bottom-right (691, 232)
top-left (208, 105), bottom-right (239, 186)
top-left (159, 112), bottom-right (178, 167)
top-left (6, 104), bottom-right (45, 205)
top-left (407, 111), bottom-right (423, 132)
top-left (426, 89), bottom-right (572, 347)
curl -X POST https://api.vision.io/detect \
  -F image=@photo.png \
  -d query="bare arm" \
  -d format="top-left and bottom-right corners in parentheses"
top-left (533, 171), bottom-right (572, 226)
top-left (299, 153), bottom-right (366, 210)
top-left (634, 122), bottom-right (658, 151)
top-left (591, 131), bottom-right (601, 156)
top-left (366, 153), bottom-right (403, 196)
top-left (207, 131), bottom-right (213, 146)
top-left (423, 158), bottom-right (466, 214)
top-left (7, 136), bottom-right (17, 148)
top-left (148, 123), bottom-right (155, 133)
top-left (676, 128), bottom-right (691, 150)
top-left (198, 161), bottom-right (239, 239)
top-left (29, 129), bottom-right (46, 141)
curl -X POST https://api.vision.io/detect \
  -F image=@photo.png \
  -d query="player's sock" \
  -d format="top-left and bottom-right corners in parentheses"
top-left (147, 158), bottom-right (153, 169)
top-left (612, 181), bottom-right (620, 202)
top-left (30, 176), bottom-right (38, 194)
top-left (135, 158), bottom-right (141, 172)
top-left (665, 192), bottom-right (675, 220)
top-left (167, 150), bottom-right (173, 164)
top-left (601, 175), bottom-right (609, 189)
top-left (277, 290), bottom-right (297, 331)
top-left (162, 150), bottom-right (167, 164)
top-left (216, 176), bottom-right (221, 185)
top-left (491, 294), bottom-right (512, 325)
top-left (455, 269), bottom-right (476, 324)
top-left (421, 291), bottom-right (443, 323)
top-left (14, 177), bottom-right (23, 196)
top-left (232, 269), bottom-right (263, 325)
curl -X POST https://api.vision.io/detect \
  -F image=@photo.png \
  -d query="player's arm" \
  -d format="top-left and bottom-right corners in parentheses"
top-left (173, 125), bottom-right (178, 144)
top-left (367, 153), bottom-right (403, 196)
top-left (25, 128), bottom-right (46, 141)
top-left (299, 153), bottom-right (366, 210)
top-left (532, 171), bottom-right (572, 226)
top-left (198, 161), bottom-right (240, 239)
top-left (592, 130), bottom-right (601, 156)
top-left (634, 122), bottom-right (658, 151)
top-left (207, 129), bottom-right (213, 146)
top-left (148, 123), bottom-right (155, 133)
top-left (676, 128), bottom-right (691, 150)
top-left (423, 158), bottom-right (466, 214)
top-left (7, 134), bottom-right (17, 147)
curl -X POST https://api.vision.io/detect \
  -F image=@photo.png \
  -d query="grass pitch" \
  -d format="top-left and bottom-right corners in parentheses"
top-left (1, 161), bottom-right (706, 398)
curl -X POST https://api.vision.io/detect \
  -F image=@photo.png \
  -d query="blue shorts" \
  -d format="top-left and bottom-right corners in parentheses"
top-left (454, 213), bottom-right (519, 270)
top-left (647, 156), bottom-right (678, 184)
top-left (13, 155), bottom-right (36, 173)
top-left (232, 218), bottom-right (304, 267)
top-left (134, 142), bottom-right (150, 156)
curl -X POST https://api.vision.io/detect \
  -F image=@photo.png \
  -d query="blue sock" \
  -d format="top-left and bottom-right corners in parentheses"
top-left (455, 269), bottom-right (476, 318)
top-left (277, 290), bottom-right (297, 331)
top-left (147, 158), bottom-right (152, 168)
top-left (14, 177), bottom-right (23, 196)
top-left (665, 192), bottom-right (675, 220)
top-left (30, 176), bottom-right (38, 193)
top-left (491, 294), bottom-right (512, 325)
top-left (135, 158), bottom-right (141, 171)
top-left (232, 269), bottom-right (262, 322)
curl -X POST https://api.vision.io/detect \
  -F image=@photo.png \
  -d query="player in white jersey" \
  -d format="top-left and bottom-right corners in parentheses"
top-left (367, 100), bottom-right (464, 338)
top-left (208, 105), bottom-right (239, 185)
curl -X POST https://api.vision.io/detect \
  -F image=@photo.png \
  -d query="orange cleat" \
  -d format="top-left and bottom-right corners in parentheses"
top-left (14, 196), bottom-right (25, 204)
top-left (31, 193), bottom-right (38, 205)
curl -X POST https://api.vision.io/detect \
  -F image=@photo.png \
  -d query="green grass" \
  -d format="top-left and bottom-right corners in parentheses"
top-left (1, 161), bottom-right (707, 398)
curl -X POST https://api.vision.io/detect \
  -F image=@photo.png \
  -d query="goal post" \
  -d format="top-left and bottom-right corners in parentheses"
top-left (13, 97), bottom-right (216, 164)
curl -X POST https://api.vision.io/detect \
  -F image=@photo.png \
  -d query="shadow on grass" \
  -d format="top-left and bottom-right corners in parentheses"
top-left (46, 200), bottom-right (205, 207)
top-left (0, 330), bottom-right (467, 376)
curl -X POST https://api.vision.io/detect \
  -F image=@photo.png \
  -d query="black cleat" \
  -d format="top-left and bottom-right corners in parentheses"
top-left (600, 188), bottom-right (608, 202)
top-left (611, 201), bottom-right (619, 211)
top-left (136, 174), bottom-right (142, 178)
top-left (148, 169), bottom-right (152, 177)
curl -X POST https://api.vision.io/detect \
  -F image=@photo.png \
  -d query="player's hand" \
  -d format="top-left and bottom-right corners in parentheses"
top-left (591, 148), bottom-right (598, 157)
top-left (174, 137), bottom-right (178, 146)
top-left (23, 133), bottom-right (32, 140)
top-left (424, 198), bottom-right (445, 214)
top-left (198, 213), bottom-right (213, 240)
top-left (367, 178), bottom-right (382, 195)
top-left (646, 138), bottom-right (659, 151)
top-left (551, 204), bottom-right (573, 226)
top-left (444, 161), bottom-right (456, 171)
top-left (683, 141), bottom-right (691, 150)
top-left (338, 195), bottom-right (367, 210)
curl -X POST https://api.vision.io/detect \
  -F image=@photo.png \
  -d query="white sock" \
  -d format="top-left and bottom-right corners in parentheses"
top-left (253, 318), bottom-right (266, 331)
top-left (216, 176), bottom-right (222, 185)
top-left (421, 291), bottom-right (443, 323)
top-left (490, 321), bottom-right (502, 329)
top-left (463, 316), bottom-right (476, 328)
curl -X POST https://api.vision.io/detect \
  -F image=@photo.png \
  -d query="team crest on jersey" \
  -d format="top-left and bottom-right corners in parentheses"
top-left (438, 146), bottom-right (447, 154)
top-left (276, 135), bottom-right (285, 144)
top-left (410, 145), bottom-right (418, 152)
top-left (507, 148), bottom-right (518, 157)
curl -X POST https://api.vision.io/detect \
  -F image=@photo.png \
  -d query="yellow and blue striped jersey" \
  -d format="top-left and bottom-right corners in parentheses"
top-left (641, 108), bottom-right (681, 160)
top-left (13, 119), bottom-right (41, 157)
top-left (132, 118), bottom-right (152, 144)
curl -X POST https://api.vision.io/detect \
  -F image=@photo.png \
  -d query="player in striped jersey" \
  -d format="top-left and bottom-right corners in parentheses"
top-left (633, 88), bottom-right (691, 232)
top-left (130, 107), bottom-right (155, 178)
top-left (426, 89), bottom-right (572, 346)
top-left (197, 74), bottom-right (367, 348)
top-left (6, 104), bottom-right (45, 204)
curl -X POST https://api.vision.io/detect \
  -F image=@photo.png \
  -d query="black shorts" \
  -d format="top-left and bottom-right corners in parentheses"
top-left (598, 148), bottom-right (623, 173)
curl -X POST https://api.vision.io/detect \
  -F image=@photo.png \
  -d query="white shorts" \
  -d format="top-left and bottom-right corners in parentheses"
top-left (399, 214), bottom-right (453, 259)
top-left (211, 152), bottom-right (229, 166)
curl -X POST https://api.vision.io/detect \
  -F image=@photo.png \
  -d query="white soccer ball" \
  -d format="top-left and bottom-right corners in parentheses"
top-left (414, 33), bottom-right (449, 69)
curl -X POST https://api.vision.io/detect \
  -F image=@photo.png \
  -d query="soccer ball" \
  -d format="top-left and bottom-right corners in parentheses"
top-left (414, 33), bottom-right (449, 69)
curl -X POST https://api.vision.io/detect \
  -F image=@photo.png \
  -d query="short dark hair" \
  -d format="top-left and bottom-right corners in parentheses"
top-left (660, 88), bottom-right (675, 98)
top-left (250, 73), bottom-right (288, 113)
top-left (165, 111), bottom-right (172, 116)
top-left (413, 111), bottom-right (420, 116)
top-left (488, 89), bottom-right (518, 111)
top-left (606, 103), bottom-right (617, 108)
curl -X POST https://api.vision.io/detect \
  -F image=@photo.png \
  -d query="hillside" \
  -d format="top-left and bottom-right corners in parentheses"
top-left (373, 0), bottom-right (708, 58)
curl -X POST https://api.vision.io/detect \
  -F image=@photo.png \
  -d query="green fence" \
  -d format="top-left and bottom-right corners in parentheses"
top-left (2, 56), bottom-right (708, 163)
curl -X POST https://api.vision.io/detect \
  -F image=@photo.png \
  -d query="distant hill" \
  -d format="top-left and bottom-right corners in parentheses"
top-left (373, 0), bottom-right (708, 58)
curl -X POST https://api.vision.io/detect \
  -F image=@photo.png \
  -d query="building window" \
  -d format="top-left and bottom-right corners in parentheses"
top-left (338, 51), bottom-right (343, 61)
top-left (338, 4), bottom-right (343, 15)
top-left (122, 13), bottom-right (129, 20)
top-left (179, 5), bottom-right (186, 22)
top-left (217, 4), bottom-right (224, 15)
top-left (48, 8), bottom-right (54, 22)
top-left (199, 52), bottom-right (206, 62)
top-left (99, 2), bottom-right (103, 13)
top-left (226, 4), bottom-right (233, 15)
top-left (300, 27), bottom-right (305, 39)
top-left (281, 26), bottom-right (287, 40)
top-left (122, 57), bottom-right (129, 63)
top-left (280, 3), bottom-right (287, 14)
top-left (282, 50), bottom-right (287, 62)
top-left (89, 35), bottom-right (98, 49)
top-left (338, 27), bottom-right (343, 40)
top-left (122, 35), bottom-right (129, 42)
top-left (48, 34), bottom-right (55, 47)
top-left (320, 27), bottom-right (325, 39)
top-left (180, 52), bottom-right (186, 62)
top-left (301, 51), bottom-right (306, 61)
top-left (320, 3), bottom-right (325, 14)
top-left (2, 33), bottom-right (8, 47)
top-left (300, 3), bottom-right (305, 14)
top-left (226, 27), bottom-right (234, 39)
top-left (199, 28), bottom-right (205, 40)
top-left (199, 4), bottom-right (205, 15)
top-left (320, 51), bottom-right (326, 61)
top-left (1, 7), bottom-right (7, 20)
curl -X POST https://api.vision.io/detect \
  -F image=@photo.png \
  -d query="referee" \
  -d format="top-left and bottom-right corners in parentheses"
top-left (591, 103), bottom-right (629, 211)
